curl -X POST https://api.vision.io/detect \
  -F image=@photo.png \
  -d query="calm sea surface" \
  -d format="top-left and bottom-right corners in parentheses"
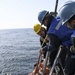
top-left (0, 28), bottom-right (40, 75)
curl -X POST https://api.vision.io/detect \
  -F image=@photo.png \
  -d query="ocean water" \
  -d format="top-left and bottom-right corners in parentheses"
top-left (0, 28), bottom-right (40, 75)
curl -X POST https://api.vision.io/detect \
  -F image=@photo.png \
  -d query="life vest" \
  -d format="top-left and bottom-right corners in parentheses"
top-left (47, 17), bottom-right (75, 48)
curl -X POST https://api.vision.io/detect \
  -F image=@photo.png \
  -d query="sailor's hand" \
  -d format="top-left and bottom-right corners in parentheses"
top-left (39, 49), bottom-right (43, 54)
top-left (70, 45), bottom-right (75, 53)
top-left (39, 49), bottom-right (45, 54)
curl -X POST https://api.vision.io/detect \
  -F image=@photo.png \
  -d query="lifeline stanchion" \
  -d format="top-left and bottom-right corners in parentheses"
top-left (49, 46), bottom-right (62, 75)
top-left (41, 51), bottom-right (50, 75)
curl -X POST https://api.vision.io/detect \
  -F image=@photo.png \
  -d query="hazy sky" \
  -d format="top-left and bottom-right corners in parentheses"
top-left (0, 0), bottom-right (74, 29)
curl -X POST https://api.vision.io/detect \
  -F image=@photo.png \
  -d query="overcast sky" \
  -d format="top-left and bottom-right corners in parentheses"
top-left (0, 0), bottom-right (74, 29)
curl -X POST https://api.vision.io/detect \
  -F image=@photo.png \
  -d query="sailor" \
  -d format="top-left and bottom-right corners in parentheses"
top-left (28, 24), bottom-right (50, 75)
top-left (58, 1), bottom-right (75, 75)
top-left (33, 24), bottom-right (49, 47)
top-left (33, 24), bottom-right (49, 58)
top-left (38, 10), bottom-right (75, 71)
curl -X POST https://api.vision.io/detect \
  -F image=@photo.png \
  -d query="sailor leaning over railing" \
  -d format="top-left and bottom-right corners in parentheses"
top-left (58, 1), bottom-right (75, 75)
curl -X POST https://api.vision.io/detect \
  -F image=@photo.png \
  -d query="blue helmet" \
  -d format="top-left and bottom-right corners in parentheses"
top-left (58, 1), bottom-right (75, 24)
top-left (38, 10), bottom-right (49, 24)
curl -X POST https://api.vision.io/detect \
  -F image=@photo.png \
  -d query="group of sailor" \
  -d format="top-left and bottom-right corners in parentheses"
top-left (28, 1), bottom-right (75, 75)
